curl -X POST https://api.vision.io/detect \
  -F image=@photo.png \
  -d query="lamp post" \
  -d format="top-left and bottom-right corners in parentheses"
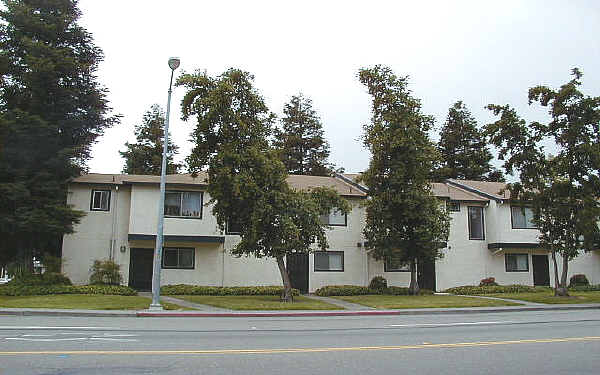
top-left (149, 57), bottom-right (180, 310)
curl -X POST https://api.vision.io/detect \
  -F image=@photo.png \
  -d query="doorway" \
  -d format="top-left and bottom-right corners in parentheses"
top-left (532, 254), bottom-right (550, 286)
top-left (129, 248), bottom-right (154, 291)
top-left (418, 259), bottom-right (436, 291)
top-left (286, 253), bottom-right (309, 293)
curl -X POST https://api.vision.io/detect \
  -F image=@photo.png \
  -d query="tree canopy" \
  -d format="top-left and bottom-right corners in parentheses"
top-left (0, 0), bottom-right (118, 267)
top-left (178, 68), bottom-right (349, 301)
top-left (433, 101), bottom-right (504, 182)
top-left (359, 65), bottom-right (450, 295)
top-left (486, 68), bottom-right (600, 296)
top-left (273, 94), bottom-right (332, 176)
top-left (120, 104), bottom-right (181, 175)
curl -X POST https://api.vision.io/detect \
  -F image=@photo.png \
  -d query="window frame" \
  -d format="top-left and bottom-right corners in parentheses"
top-left (313, 251), bottom-right (345, 272)
top-left (161, 247), bottom-right (195, 269)
top-left (510, 206), bottom-right (537, 229)
top-left (321, 209), bottom-right (348, 227)
top-left (90, 189), bottom-right (111, 212)
top-left (226, 219), bottom-right (242, 235)
top-left (467, 206), bottom-right (485, 240)
top-left (447, 200), bottom-right (460, 212)
top-left (164, 190), bottom-right (203, 219)
top-left (384, 257), bottom-right (410, 272)
top-left (505, 253), bottom-right (529, 272)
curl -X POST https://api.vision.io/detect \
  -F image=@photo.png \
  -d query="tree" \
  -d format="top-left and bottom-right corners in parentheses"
top-left (433, 101), bottom-right (504, 182)
top-left (359, 65), bottom-right (450, 295)
top-left (0, 0), bottom-right (118, 268)
top-left (120, 104), bottom-right (181, 174)
top-left (273, 94), bottom-right (332, 176)
top-left (486, 68), bottom-right (600, 296)
top-left (178, 69), bottom-right (349, 301)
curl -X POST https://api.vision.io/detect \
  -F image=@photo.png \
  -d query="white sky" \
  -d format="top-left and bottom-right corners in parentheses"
top-left (79, 0), bottom-right (600, 175)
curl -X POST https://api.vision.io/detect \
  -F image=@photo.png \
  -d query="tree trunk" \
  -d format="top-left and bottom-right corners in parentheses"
top-left (276, 256), bottom-right (294, 302)
top-left (551, 250), bottom-right (561, 296)
top-left (408, 258), bottom-right (420, 295)
top-left (556, 254), bottom-right (570, 297)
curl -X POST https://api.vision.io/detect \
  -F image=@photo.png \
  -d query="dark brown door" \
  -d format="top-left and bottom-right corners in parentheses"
top-left (129, 248), bottom-right (154, 291)
top-left (532, 254), bottom-right (550, 286)
top-left (418, 259), bottom-right (436, 291)
top-left (286, 253), bottom-right (309, 293)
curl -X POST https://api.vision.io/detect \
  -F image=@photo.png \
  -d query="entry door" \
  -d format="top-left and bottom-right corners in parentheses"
top-left (417, 259), bottom-right (436, 291)
top-left (129, 248), bottom-right (154, 291)
top-left (532, 254), bottom-right (550, 286)
top-left (286, 253), bottom-right (309, 293)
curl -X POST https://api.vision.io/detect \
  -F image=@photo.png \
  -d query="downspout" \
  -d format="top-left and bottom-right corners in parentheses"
top-left (221, 243), bottom-right (225, 287)
top-left (110, 185), bottom-right (119, 260)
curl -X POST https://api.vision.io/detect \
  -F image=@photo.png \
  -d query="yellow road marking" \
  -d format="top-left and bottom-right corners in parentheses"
top-left (1, 336), bottom-right (599, 356)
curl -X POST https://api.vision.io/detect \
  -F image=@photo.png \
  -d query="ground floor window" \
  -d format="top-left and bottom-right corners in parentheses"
top-left (384, 257), bottom-right (410, 272)
top-left (505, 253), bottom-right (529, 272)
top-left (314, 251), bottom-right (344, 272)
top-left (162, 248), bottom-right (195, 269)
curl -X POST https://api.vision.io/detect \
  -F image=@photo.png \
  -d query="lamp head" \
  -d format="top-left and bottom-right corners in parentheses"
top-left (168, 57), bottom-right (180, 70)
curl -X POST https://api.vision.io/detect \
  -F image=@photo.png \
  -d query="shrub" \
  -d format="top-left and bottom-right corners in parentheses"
top-left (0, 284), bottom-right (136, 296)
top-left (444, 284), bottom-right (548, 295)
top-left (314, 285), bottom-right (434, 296)
top-left (369, 276), bottom-right (388, 290)
top-left (569, 274), bottom-right (590, 287)
top-left (89, 259), bottom-right (123, 285)
top-left (160, 285), bottom-right (300, 296)
top-left (479, 277), bottom-right (498, 286)
top-left (9, 272), bottom-right (71, 286)
top-left (42, 253), bottom-right (63, 273)
top-left (569, 284), bottom-right (600, 292)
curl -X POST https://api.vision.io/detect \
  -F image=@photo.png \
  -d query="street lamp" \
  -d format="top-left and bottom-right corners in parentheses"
top-left (149, 57), bottom-right (180, 310)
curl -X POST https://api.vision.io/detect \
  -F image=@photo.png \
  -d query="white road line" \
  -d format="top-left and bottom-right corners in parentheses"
top-left (89, 338), bottom-right (138, 342)
top-left (0, 326), bottom-right (119, 330)
top-left (389, 321), bottom-right (515, 328)
top-left (22, 334), bottom-right (54, 337)
top-left (6, 337), bottom-right (88, 342)
top-left (93, 334), bottom-right (137, 337)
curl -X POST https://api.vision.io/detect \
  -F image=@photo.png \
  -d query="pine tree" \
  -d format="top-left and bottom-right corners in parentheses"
top-left (120, 104), bottom-right (181, 175)
top-left (434, 101), bottom-right (504, 182)
top-left (359, 66), bottom-right (450, 295)
top-left (0, 0), bottom-right (118, 267)
top-left (273, 94), bottom-right (332, 176)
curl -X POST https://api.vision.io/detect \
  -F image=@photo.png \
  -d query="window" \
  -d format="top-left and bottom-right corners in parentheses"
top-left (447, 200), bottom-right (460, 212)
top-left (511, 206), bottom-right (536, 229)
top-left (162, 248), bottom-right (195, 269)
top-left (90, 190), bottom-right (110, 211)
top-left (384, 257), bottom-right (410, 272)
top-left (320, 209), bottom-right (347, 226)
top-left (226, 218), bottom-right (242, 235)
top-left (468, 206), bottom-right (485, 240)
top-left (165, 191), bottom-right (202, 218)
top-left (314, 251), bottom-right (344, 271)
top-left (505, 253), bottom-right (529, 272)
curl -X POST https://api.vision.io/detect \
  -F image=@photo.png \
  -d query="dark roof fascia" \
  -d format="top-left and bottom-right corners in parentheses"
top-left (128, 234), bottom-right (224, 244)
top-left (488, 242), bottom-right (543, 250)
top-left (334, 173), bottom-right (369, 193)
top-left (121, 181), bottom-right (208, 188)
top-left (446, 180), bottom-right (504, 203)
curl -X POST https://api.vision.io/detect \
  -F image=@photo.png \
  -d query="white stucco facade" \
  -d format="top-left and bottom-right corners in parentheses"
top-left (62, 174), bottom-right (600, 292)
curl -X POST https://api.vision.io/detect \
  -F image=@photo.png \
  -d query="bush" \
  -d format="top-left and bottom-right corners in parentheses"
top-left (444, 284), bottom-right (548, 295)
top-left (42, 253), bottom-right (63, 273)
top-left (479, 277), bottom-right (498, 286)
top-left (568, 284), bottom-right (600, 292)
top-left (569, 274), bottom-right (590, 287)
top-left (0, 284), bottom-right (136, 296)
top-left (9, 272), bottom-right (71, 286)
top-left (369, 276), bottom-right (388, 290)
top-left (314, 285), bottom-right (434, 296)
top-left (89, 259), bottom-right (123, 285)
top-left (160, 285), bottom-right (300, 296)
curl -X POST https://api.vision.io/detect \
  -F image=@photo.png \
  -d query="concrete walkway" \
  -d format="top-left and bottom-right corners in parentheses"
top-left (303, 294), bottom-right (376, 310)
top-left (137, 292), bottom-right (230, 312)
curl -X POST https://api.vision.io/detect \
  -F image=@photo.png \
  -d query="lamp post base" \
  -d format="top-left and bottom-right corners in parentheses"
top-left (148, 303), bottom-right (164, 311)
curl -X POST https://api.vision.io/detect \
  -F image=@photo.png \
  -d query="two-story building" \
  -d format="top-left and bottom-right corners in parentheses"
top-left (61, 173), bottom-right (600, 292)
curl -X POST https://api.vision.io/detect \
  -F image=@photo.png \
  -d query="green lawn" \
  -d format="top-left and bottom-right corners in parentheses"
top-left (332, 295), bottom-right (522, 309)
top-left (486, 291), bottom-right (600, 304)
top-left (0, 294), bottom-right (187, 310)
top-left (178, 295), bottom-right (342, 310)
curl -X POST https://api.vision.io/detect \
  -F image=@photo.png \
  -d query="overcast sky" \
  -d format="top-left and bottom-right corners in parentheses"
top-left (79, 0), bottom-right (600, 175)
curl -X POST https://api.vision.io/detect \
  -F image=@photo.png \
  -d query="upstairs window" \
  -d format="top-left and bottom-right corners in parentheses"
top-left (468, 206), bottom-right (485, 240)
top-left (447, 200), bottom-right (460, 212)
top-left (511, 206), bottom-right (536, 229)
top-left (320, 208), bottom-right (347, 226)
top-left (91, 190), bottom-right (111, 211)
top-left (165, 191), bottom-right (202, 218)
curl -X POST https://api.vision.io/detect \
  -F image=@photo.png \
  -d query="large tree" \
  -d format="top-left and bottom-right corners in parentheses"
top-left (0, 0), bottom-right (118, 267)
top-left (359, 65), bottom-right (450, 295)
top-left (486, 68), bottom-right (600, 296)
top-left (273, 94), bottom-right (332, 176)
top-left (178, 69), bottom-right (348, 301)
top-left (433, 101), bottom-right (504, 182)
top-left (120, 104), bottom-right (180, 175)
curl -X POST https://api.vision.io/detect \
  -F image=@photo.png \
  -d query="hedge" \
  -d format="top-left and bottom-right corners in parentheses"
top-left (314, 285), bottom-right (433, 296)
top-left (0, 284), bottom-right (136, 296)
top-left (444, 285), bottom-right (550, 295)
top-left (8, 273), bottom-right (72, 286)
top-left (568, 284), bottom-right (600, 292)
top-left (160, 285), bottom-right (300, 296)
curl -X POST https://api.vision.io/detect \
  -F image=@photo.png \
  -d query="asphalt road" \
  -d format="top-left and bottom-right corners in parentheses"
top-left (1, 309), bottom-right (599, 375)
